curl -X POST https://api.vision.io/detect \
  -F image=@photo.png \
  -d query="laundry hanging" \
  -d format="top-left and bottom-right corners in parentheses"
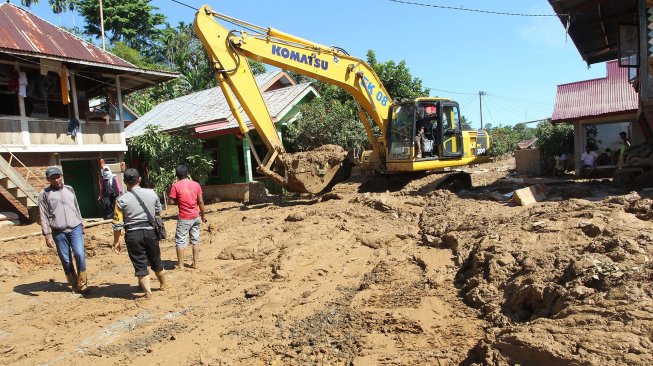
top-left (67, 117), bottom-right (79, 139)
top-left (18, 71), bottom-right (27, 98)
top-left (60, 65), bottom-right (70, 105)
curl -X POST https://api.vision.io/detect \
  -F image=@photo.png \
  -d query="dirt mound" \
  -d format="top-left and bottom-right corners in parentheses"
top-left (4, 157), bottom-right (653, 365)
top-left (280, 144), bottom-right (347, 193)
top-left (417, 189), bottom-right (653, 365)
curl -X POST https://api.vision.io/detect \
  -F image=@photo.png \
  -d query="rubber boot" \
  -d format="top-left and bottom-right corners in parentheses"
top-left (155, 270), bottom-right (168, 291)
top-left (65, 273), bottom-right (78, 292)
top-left (138, 275), bottom-right (152, 299)
top-left (77, 271), bottom-right (89, 294)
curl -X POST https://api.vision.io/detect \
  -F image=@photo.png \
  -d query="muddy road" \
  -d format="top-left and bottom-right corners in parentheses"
top-left (1, 159), bottom-right (652, 365)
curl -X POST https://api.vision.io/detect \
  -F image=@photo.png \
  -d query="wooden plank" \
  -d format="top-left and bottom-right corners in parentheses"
top-left (28, 120), bottom-right (76, 145)
top-left (0, 219), bottom-right (112, 242)
top-left (0, 119), bottom-right (22, 145)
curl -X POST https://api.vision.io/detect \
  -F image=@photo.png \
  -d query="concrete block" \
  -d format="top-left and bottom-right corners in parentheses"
top-left (513, 184), bottom-right (549, 206)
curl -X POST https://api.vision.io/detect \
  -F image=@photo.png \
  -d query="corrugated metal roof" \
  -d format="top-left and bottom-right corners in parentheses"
top-left (125, 71), bottom-right (318, 138)
top-left (552, 61), bottom-right (638, 122)
top-left (0, 3), bottom-right (135, 68)
top-left (548, 0), bottom-right (637, 65)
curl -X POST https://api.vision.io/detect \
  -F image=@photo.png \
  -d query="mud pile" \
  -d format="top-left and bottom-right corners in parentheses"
top-left (2, 158), bottom-right (653, 365)
top-left (418, 189), bottom-right (653, 365)
top-left (280, 144), bottom-right (347, 193)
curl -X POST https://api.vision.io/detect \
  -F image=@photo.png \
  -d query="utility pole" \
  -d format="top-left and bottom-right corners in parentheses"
top-left (100, 0), bottom-right (106, 50)
top-left (479, 91), bottom-right (486, 130)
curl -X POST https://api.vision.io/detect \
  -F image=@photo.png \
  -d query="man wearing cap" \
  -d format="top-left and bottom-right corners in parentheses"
top-left (38, 166), bottom-right (88, 293)
top-left (112, 168), bottom-right (167, 298)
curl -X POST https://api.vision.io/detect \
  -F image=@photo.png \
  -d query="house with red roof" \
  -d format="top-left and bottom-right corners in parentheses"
top-left (0, 3), bottom-right (178, 220)
top-left (552, 60), bottom-right (640, 173)
top-left (127, 70), bottom-right (320, 197)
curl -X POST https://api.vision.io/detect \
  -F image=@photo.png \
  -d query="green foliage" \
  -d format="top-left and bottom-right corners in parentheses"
top-left (534, 121), bottom-right (574, 162)
top-left (128, 126), bottom-right (214, 193)
top-left (283, 98), bottom-right (368, 152)
top-left (366, 50), bottom-right (430, 100)
top-left (109, 41), bottom-right (162, 70)
top-left (249, 60), bottom-right (267, 76)
top-left (76, 0), bottom-right (166, 59)
top-left (21, 0), bottom-right (76, 14)
top-left (284, 50), bottom-right (428, 151)
top-left (487, 126), bottom-right (533, 158)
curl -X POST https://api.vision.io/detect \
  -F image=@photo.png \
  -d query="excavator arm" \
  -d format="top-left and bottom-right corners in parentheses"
top-left (194, 5), bottom-right (391, 192)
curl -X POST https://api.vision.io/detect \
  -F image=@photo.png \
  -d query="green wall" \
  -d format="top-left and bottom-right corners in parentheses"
top-left (206, 134), bottom-right (246, 185)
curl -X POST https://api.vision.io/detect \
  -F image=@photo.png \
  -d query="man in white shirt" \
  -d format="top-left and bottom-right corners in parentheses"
top-left (580, 146), bottom-right (599, 169)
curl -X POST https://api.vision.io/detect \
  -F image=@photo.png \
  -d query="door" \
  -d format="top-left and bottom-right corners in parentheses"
top-left (387, 104), bottom-right (415, 161)
top-left (61, 160), bottom-right (100, 218)
top-left (440, 103), bottom-right (463, 158)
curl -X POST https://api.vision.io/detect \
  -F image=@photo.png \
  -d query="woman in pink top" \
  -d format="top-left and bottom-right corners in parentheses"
top-left (168, 165), bottom-right (206, 269)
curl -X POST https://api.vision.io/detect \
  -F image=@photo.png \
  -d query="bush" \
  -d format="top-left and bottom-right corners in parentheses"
top-left (128, 125), bottom-right (214, 193)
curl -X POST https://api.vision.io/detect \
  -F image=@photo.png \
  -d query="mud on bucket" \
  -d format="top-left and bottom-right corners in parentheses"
top-left (280, 145), bottom-right (347, 194)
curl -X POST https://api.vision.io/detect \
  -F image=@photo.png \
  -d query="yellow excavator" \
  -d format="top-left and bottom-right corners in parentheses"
top-left (194, 5), bottom-right (490, 193)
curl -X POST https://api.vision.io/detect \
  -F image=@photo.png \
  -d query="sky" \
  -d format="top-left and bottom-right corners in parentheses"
top-left (22, 0), bottom-right (608, 129)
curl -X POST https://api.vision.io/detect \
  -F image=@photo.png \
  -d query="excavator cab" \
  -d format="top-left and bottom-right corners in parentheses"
top-left (387, 99), bottom-right (463, 162)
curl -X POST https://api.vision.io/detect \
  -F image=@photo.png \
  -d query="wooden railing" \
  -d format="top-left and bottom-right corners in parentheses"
top-left (0, 142), bottom-right (47, 189)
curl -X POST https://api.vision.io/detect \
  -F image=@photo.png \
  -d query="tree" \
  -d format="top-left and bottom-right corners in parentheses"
top-left (283, 98), bottom-right (368, 152)
top-left (21, 0), bottom-right (77, 14)
top-left (486, 124), bottom-right (536, 159)
top-left (76, 0), bottom-right (166, 59)
top-left (534, 120), bottom-right (574, 165)
top-left (128, 126), bottom-right (214, 193)
top-left (366, 50), bottom-right (430, 100)
top-left (461, 115), bottom-right (473, 131)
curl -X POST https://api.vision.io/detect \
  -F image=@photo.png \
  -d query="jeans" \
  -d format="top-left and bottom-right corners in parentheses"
top-left (52, 224), bottom-right (86, 275)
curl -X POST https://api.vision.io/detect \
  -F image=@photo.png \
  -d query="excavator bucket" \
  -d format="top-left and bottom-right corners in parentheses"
top-left (278, 145), bottom-right (347, 194)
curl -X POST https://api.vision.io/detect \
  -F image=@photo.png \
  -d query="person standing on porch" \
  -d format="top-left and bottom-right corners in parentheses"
top-left (169, 165), bottom-right (207, 270)
top-left (38, 166), bottom-right (89, 294)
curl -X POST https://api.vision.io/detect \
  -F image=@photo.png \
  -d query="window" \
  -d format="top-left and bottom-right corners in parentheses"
top-left (388, 105), bottom-right (414, 160)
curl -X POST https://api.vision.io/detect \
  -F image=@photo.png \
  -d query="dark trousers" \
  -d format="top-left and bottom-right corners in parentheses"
top-left (125, 229), bottom-right (164, 277)
top-left (103, 195), bottom-right (117, 219)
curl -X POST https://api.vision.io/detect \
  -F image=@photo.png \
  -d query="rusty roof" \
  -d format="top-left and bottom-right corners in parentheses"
top-left (552, 61), bottom-right (638, 122)
top-left (0, 3), bottom-right (136, 68)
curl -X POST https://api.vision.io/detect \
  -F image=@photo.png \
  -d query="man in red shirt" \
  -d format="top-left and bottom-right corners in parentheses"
top-left (169, 165), bottom-right (207, 269)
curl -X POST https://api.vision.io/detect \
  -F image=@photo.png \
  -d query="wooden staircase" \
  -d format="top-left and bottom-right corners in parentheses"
top-left (0, 153), bottom-right (43, 222)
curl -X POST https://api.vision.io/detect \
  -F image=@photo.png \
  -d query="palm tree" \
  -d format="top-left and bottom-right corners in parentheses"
top-left (21, 0), bottom-right (77, 14)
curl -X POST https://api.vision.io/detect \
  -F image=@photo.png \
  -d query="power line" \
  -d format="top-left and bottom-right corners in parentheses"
top-left (170, 0), bottom-right (198, 11)
top-left (486, 92), bottom-right (554, 107)
top-left (482, 97), bottom-right (497, 125)
top-left (387, 0), bottom-right (564, 17)
top-left (426, 86), bottom-right (476, 96)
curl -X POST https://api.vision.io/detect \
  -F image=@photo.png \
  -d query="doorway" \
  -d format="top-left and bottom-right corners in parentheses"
top-left (61, 160), bottom-right (100, 218)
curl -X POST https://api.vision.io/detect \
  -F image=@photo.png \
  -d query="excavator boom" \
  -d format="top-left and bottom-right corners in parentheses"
top-left (194, 5), bottom-right (490, 194)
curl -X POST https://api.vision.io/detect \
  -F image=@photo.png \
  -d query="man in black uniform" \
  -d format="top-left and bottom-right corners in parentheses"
top-left (112, 168), bottom-right (168, 298)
